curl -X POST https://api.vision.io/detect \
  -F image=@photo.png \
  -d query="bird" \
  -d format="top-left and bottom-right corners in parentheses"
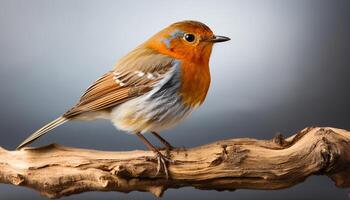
top-left (16, 20), bottom-right (230, 177)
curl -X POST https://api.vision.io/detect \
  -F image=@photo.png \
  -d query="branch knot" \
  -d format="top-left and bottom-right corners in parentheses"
top-left (8, 174), bottom-right (24, 185)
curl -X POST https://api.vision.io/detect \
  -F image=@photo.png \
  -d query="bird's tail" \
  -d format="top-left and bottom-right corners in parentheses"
top-left (16, 116), bottom-right (68, 150)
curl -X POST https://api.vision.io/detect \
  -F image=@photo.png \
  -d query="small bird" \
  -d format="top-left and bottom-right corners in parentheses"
top-left (17, 20), bottom-right (230, 177)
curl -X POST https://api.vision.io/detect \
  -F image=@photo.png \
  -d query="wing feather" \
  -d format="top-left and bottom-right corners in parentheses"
top-left (63, 48), bottom-right (174, 118)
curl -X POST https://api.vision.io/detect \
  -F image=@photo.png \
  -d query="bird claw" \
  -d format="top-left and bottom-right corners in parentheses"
top-left (154, 151), bottom-right (174, 179)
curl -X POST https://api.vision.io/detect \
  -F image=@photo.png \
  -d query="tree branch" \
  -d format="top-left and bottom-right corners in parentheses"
top-left (1, 127), bottom-right (349, 198)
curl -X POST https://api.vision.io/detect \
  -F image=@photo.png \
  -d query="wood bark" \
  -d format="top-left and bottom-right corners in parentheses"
top-left (0, 127), bottom-right (349, 198)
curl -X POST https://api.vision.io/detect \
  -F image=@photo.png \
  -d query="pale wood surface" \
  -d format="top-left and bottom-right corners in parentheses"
top-left (0, 127), bottom-right (349, 198)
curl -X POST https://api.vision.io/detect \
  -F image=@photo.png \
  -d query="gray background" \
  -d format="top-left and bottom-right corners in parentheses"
top-left (1, 0), bottom-right (349, 199)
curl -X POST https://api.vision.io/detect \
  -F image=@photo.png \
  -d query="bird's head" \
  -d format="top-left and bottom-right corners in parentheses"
top-left (144, 20), bottom-right (230, 64)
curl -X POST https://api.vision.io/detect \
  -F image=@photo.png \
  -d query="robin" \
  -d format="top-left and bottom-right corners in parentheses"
top-left (16, 20), bottom-right (230, 177)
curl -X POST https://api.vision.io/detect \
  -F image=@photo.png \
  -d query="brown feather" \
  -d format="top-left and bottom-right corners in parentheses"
top-left (63, 48), bottom-right (174, 119)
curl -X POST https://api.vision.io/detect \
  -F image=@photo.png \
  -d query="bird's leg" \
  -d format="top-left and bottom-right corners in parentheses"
top-left (150, 131), bottom-right (174, 150)
top-left (135, 132), bottom-right (173, 178)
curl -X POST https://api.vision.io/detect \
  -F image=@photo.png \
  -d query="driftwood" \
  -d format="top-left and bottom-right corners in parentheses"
top-left (0, 127), bottom-right (349, 198)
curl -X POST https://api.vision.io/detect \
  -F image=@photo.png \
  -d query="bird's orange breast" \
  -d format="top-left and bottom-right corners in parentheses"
top-left (143, 25), bottom-right (213, 108)
top-left (178, 60), bottom-right (211, 107)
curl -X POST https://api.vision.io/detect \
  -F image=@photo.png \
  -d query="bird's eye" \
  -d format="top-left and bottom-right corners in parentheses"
top-left (183, 33), bottom-right (196, 43)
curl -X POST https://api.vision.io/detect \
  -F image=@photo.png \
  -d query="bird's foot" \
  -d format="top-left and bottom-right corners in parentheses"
top-left (154, 151), bottom-right (174, 179)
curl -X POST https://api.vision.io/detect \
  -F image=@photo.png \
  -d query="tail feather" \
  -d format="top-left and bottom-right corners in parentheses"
top-left (16, 116), bottom-right (68, 150)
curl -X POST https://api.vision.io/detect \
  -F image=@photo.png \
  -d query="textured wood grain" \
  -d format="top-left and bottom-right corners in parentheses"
top-left (1, 127), bottom-right (349, 198)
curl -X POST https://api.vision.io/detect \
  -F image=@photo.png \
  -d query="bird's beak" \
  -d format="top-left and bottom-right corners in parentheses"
top-left (207, 35), bottom-right (231, 43)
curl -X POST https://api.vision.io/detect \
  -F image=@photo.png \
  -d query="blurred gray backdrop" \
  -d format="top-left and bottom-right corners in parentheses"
top-left (1, 0), bottom-right (349, 199)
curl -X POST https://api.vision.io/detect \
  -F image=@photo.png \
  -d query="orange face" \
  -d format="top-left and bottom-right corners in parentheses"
top-left (145, 20), bottom-right (230, 107)
top-left (145, 21), bottom-right (228, 64)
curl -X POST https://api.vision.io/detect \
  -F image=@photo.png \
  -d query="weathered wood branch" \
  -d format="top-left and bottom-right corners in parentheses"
top-left (0, 127), bottom-right (350, 198)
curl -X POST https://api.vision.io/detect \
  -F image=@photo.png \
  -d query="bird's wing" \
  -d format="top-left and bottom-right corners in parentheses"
top-left (63, 48), bottom-right (175, 118)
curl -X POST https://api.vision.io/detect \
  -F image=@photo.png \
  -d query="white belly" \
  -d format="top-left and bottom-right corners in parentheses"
top-left (110, 91), bottom-right (193, 133)
top-left (110, 61), bottom-right (194, 133)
